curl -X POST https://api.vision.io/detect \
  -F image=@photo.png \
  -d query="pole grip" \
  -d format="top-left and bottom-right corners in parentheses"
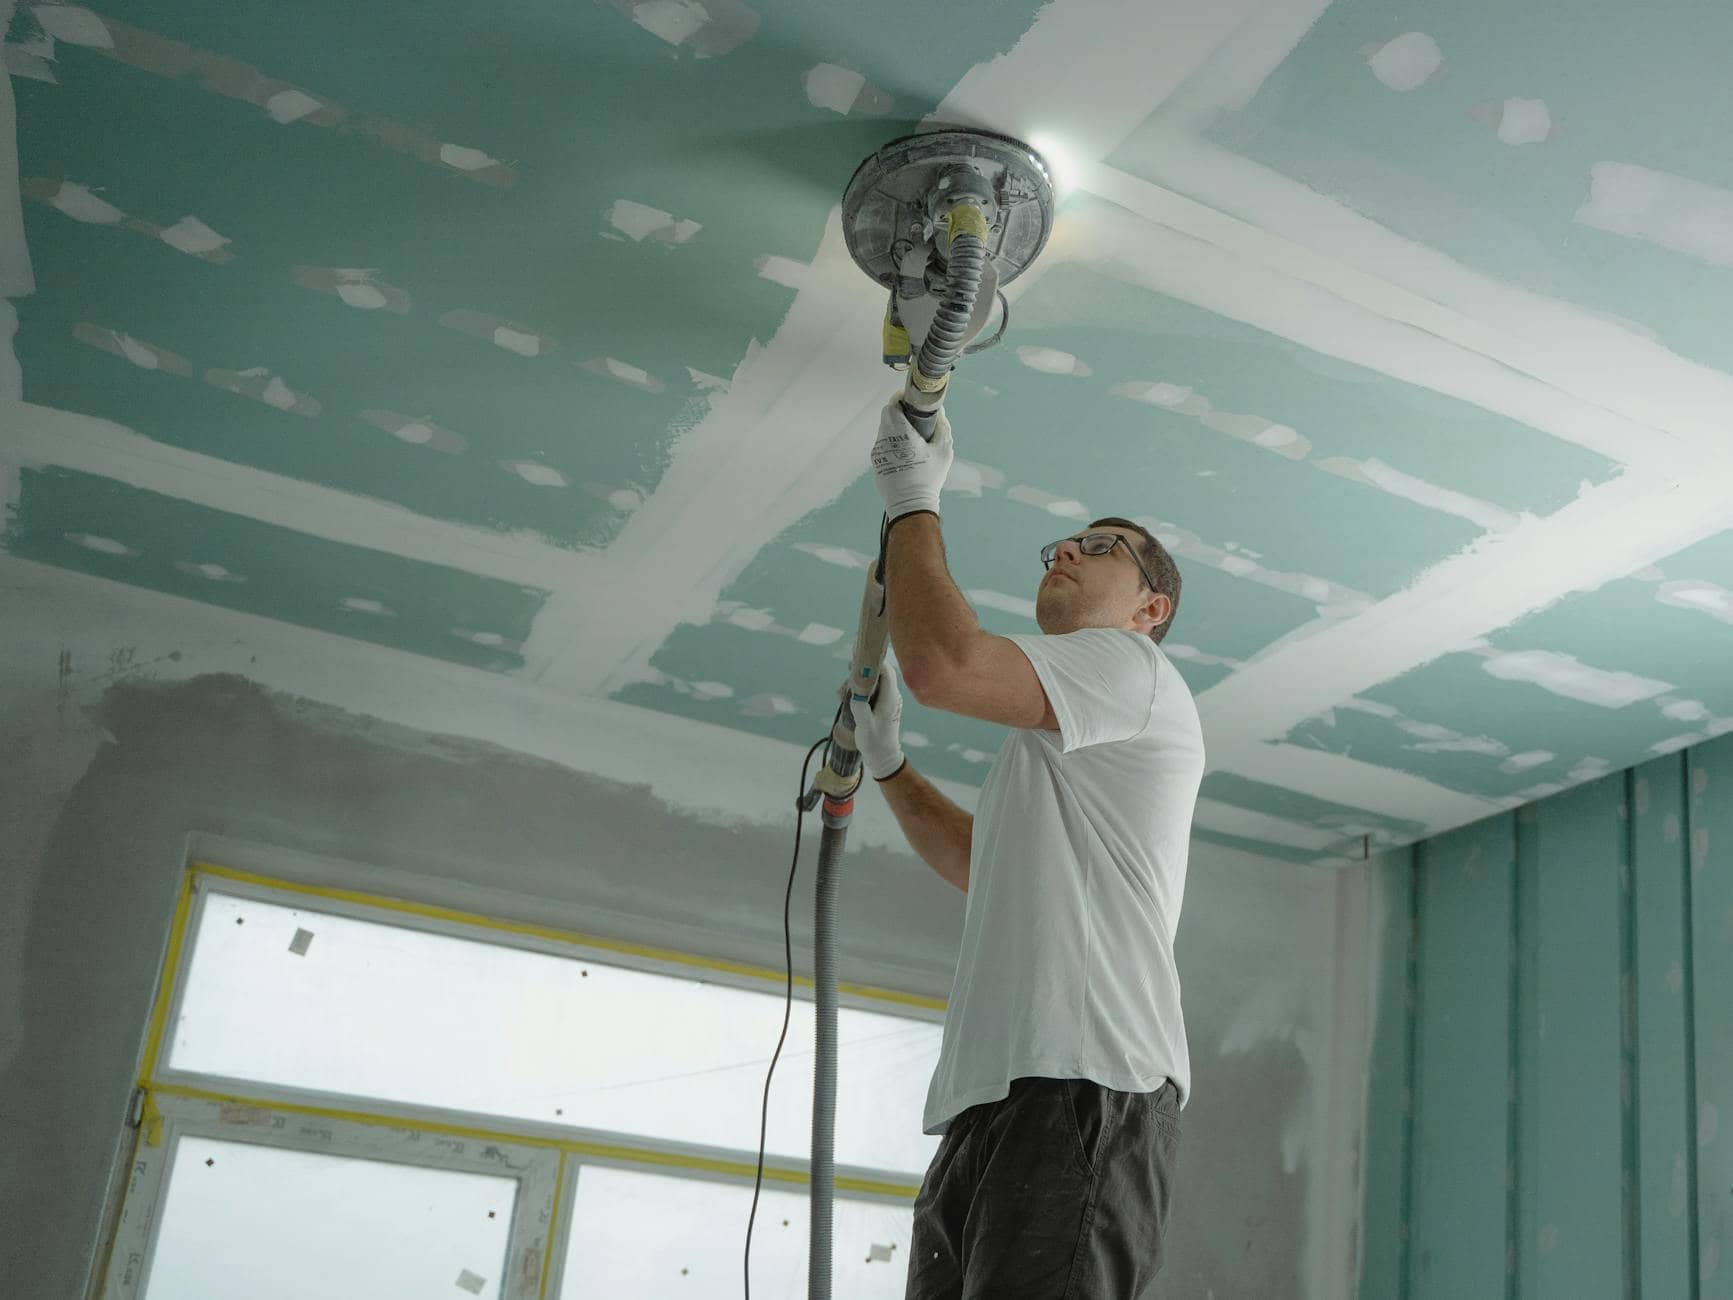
top-left (842, 563), bottom-right (890, 710)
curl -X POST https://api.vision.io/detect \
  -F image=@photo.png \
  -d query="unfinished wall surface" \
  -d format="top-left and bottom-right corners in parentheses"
top-left (1, 566), bottom-right (1369, 1299)
top-left (1359, 735), bottom-right (1732, 1298)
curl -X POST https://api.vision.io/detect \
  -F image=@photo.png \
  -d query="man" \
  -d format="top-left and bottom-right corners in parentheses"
top-left (851, 396), bottom-right (1206, 1299)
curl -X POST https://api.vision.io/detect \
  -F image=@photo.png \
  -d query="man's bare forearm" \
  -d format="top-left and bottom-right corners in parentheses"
top-left (874, 761), bottom-right (972, 892)
top-left (884, 512), bottom-right (980, 687)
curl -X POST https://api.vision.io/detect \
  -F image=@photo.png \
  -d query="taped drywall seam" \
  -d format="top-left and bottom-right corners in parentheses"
top-left (0, 399), bottom-right (576, 587)
top-left (30, 7), bottom-right (516, 186)
top-left (1198, 468), bottom-right (1733, 785)
top-left (1085, 132), bottom-right (1733, 460)
top-left (522, 0), bottom-right (1315, 697)
top-left (1, 0), bottom-right (31, 404)
top-left (1, 553), bottom-right (976, 846)
top-left (1067, 192), bottom-right (1689, 468)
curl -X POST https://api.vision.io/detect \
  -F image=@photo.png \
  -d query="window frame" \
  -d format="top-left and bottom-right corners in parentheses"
top-left (100, 1091), bottom-right (562, 1300)
top-left (95, 862), bottom-right (936, 1297)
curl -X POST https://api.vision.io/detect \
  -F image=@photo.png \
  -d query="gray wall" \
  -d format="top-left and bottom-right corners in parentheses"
top-left (2, 567), bottom-right (1369, 1299)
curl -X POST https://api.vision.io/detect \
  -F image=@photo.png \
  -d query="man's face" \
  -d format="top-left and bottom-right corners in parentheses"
top-left (1035, 527), bottom-right (1170, 637)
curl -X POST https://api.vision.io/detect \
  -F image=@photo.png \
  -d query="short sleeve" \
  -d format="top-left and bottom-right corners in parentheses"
top-left (1002, 628), bottom-right (1160, 753)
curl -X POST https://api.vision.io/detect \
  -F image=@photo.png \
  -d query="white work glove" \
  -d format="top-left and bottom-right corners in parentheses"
top-left (870, 396), bottom-right (953, 521)
top-left (847, 660), bottom-right (907, 781)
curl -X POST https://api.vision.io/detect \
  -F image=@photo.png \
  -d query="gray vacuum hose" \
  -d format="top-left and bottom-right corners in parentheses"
top-left (901, 221), bottom-right (989, 440)
top-left (808, 819), bottom-right (845, 1298)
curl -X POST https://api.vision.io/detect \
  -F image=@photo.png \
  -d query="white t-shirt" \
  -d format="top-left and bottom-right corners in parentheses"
top-left (921, 627), bottom-right (1206, 1136)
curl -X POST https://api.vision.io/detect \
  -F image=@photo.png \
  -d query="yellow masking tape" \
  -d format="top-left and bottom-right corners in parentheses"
top-left (141, 1091), bottom-right (164, 1148)
top-left (908, 362), bottom-right (950, 395)
top-left (136, 870), bottom-right (199, 1085)
top-left (882, 309), bottom-right (910, 360)
top-left (189, 863), bottom-right (945, 1013)
top-left (946, 202), bottom-right (989, 242)
top-left (539, 1151), bottom-right (567, 1300)
top-left (145, 1082), bottom-right (921, 1200)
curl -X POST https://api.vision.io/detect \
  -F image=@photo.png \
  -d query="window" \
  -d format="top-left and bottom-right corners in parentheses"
top-left (100, 866), bottom-right (940, 1298)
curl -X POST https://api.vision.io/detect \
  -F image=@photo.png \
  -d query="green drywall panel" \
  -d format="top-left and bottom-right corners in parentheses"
top-left (4, 467), bottom-right (545, 670)
top-left (1408, 816), bottom-right (1515, 1300)
top-left (1156, 0), bottom-right (1733, 378)
top-left (1360, 846), bottom-right (1416, 1300)
top-left (1631, 753), bottom-right (1696, 1299)
top-left (14, 0), bottom-right (1049, 548)
top-left (1689, 735), bottom-right (1733, 1296)
top-left (1200, 772), bottom-right (1429, 845)
top-left (1528, 776), bottom-right (1628, 1298)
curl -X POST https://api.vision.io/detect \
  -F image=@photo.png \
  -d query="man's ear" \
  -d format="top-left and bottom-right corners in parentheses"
top-left (1137, 592), bottom-right (1173, 633)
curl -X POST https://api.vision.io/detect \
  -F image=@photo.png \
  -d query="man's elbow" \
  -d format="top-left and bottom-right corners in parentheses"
top-left (898, 655), bottom-right (956, 708)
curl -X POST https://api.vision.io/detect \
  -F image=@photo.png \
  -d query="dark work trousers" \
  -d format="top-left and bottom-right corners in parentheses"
top-left (903, 1076), bottom-right (1181, 1300)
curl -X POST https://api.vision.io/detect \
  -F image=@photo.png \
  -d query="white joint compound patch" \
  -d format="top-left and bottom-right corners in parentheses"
top-left (204, 367), bottom-right (321, 417)
top-left (792, 541), bottom-right (873, 570)
top-left (1007, 485), bottom-right (1089, 518)
top-left (67, 533), bottom-right (136, 556)
top-left (439, 143), bottom-right (501, 172)
top-left (158, 215), bottom-right (229, 256)
top-left (803, 62), bottom-right (865, 113)
top-left (174, 561), bottom-right (243, 583)
top-left (754, 254), bottom-right (808, 289)
top-left (1656, 578), bottom-right (1733, 624)
top-left (946, 459), bottom-right (1007, 497)
top-left (340, 597), bottom-right (394, 616)
top-left (72, 323), bottom-right (193, 375)
top-left (506, 461), bottom-right (568, 488)
top-left (493, 325), bottom-right (546, 358)
top-left (1481, 650), bottom-right (1670, 707)
top-left (1576, 163), bottom-right (1733, 270)
top-left (606, 199), bottom-right (702, 244)
top-left (48, 181), bottom-right (124, 224)
top-left (738, 692), bottom-right (800, 717)
top-left (440, 310), bottom-right (557, 356)
top-left (1661, 698), bottom-right (1711, 723)
top-left (1500, 750), bottom-right (1555, 774)
top-left (1366, 32), bottom-right (1442, 92)
top-left (1111, 380), bottom-right (1195, 409)
top-left (801, 63), bottom-right (892, 116)
top-left (579, 356), bottom-right (665, 392)
top-left (359, 410), bottom-right (468, 454)
top-left (1497, 98), bottom-right (1553, 145)
top-left (291, 267), bottom-right (411, 313)
top-left (603, 0), bottom-right (761, 57)
top-left (1016, 345), bottom-right (1092, 377)
top-left (796, 623), bottom-right (843, 646)
top-left (265, 87), bottom-right (324, 123)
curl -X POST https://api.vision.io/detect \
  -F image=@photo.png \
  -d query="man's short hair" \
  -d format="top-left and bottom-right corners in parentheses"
top-left (1091, 517), bottom-right (1181, 645)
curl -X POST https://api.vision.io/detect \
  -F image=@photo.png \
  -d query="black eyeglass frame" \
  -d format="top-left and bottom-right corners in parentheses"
top-left (1040, 532), bottom-right (1158, 593)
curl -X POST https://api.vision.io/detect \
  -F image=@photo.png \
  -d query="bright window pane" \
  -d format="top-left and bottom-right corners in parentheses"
top-left (559, 1164), bottom-right (911, 1299)
top-left (143, 1136), bottom-right (515, 1300)
top-left (169, 892), bottom-right (942, 1173)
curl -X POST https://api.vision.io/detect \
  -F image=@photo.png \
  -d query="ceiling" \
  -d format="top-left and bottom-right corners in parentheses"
top-left (6, 0), bottom-right (1733, 866)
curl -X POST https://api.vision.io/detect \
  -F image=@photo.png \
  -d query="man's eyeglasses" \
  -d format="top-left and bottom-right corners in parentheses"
top-left (1041, 533), bottom-right (1156, 592)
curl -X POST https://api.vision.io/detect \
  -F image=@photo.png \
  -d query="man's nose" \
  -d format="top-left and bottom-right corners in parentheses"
top-left (1054, 539), bottom-right (1082, 564)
